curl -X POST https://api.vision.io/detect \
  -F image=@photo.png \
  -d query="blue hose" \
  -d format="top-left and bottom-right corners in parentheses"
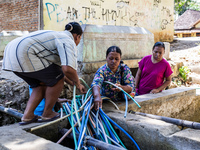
top-left (71, 96), bottom-right (78, 149)
top-left (77, 97), bottom-right (93, 149)
top-left (99, 112), bottom-right (118, 143)
top-left (90, 111), bottom-right (108, 142)
top-left (104, 81), bottom-right (141, 108)
top-left (99, 108), bottom-right (141, 150)
top-left (95, 109), bottom-right (100, 135)
top-left (124, 93), bottom-right (128, 118)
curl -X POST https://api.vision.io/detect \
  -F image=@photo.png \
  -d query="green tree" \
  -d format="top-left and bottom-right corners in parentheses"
top-left (175, 0), bottom-right (200, 16)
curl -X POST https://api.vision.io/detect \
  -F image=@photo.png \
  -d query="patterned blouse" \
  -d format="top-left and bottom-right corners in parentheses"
top-left (91, 63), bottom-right (135, 100)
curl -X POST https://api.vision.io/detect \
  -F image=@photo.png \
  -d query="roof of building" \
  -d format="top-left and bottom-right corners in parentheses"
top-left (174, 9), bottom-right (200, 30)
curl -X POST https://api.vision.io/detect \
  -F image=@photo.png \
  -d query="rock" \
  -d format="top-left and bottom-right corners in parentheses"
top-left (168, 81), bottom-right (178, 89)
top-left (168, 61), bottom-right (183, 77)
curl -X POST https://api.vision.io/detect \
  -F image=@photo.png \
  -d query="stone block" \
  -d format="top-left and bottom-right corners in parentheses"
top-left (1, 70), bottom-right (22, 81)
top-left (81, 59), bottom-right (141, 74)
top-left (189, 73), bottom-right (200, 84)
top-left (163, 42), bottom-right (170, 60)
top-left (168, 61), bottom-right (183, 77)
top-left (167, 128), bottom-right (200, 150)
top-left (0, 122), bottom-right (71, 150)
top-left (189, 66), bottom-right (200, 74)
top-left (0, 31), bottom-right (29, 57)
top-left (78, 25), bottom-right (154, 73)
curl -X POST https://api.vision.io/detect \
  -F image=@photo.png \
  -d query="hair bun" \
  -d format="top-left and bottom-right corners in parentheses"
top-left (67, 24), bottom-right (73, 32)
top-left (65, 22), bottom-right (83, 35)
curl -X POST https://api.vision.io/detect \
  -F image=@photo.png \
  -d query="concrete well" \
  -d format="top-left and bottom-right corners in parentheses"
top-left (103, 87), bottom-right (200, 150)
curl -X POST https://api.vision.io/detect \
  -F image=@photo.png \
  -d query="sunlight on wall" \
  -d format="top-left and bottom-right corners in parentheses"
top-left (43, 0), bottom-right (174, 42)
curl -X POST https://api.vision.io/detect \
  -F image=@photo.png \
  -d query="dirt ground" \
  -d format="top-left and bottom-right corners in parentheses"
top-left (170, 37), bottom-right (200, 51)
top-left (169, 37), bottom-right (200, 88)
top-left (1, 37), bottom-right (200, 126)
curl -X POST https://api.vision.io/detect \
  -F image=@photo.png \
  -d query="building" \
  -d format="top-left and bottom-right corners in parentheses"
top-left (174, 9), bottom-right (200, 38)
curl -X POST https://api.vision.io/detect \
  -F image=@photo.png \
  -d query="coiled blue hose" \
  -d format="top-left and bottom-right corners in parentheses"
top-left (124, 93), bottom-right (128, 118)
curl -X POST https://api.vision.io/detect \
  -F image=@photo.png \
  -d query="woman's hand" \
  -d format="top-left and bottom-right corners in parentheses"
top-left (92, 86), bottom-right (102, 110)
top-left (150, 89), bottom-right (160, 94)
top-left (111, 83), bottom-right (122, 92)
top-left (111, 83), bottom-right (132, 94)
top-left (94, 96), bottom-right (102, 111)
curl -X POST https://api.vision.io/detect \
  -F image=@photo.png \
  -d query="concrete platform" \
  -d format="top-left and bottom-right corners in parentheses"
top-left (116, 87), bottom-right (200, 122)
top-left (0, 123), bottom-right (72, 150)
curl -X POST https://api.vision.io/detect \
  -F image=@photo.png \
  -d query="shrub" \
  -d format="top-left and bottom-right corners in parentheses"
top-left (179, 66), bottom-right (190, 81)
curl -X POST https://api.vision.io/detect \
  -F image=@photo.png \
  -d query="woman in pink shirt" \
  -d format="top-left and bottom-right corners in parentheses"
top-left (135, 42), bottom-right (173, 95)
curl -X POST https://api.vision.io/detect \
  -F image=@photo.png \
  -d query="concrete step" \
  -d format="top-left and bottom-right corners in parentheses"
top-left (189, 72), bottom-right (200, 84)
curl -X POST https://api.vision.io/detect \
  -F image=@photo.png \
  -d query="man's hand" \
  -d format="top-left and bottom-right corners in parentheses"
top-left (77, 84), bottom-right (87, 94)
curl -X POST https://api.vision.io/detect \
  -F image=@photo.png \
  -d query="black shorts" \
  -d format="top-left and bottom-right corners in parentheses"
top-left (14, 64), bottom-right (64, 88)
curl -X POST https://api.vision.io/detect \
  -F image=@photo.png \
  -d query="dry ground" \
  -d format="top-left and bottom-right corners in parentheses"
top-left (169, 37), bottom-right (200, 91)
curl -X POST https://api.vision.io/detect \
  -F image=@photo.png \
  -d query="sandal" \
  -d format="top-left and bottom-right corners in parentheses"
top-left (38, 114), bottom-right (60, 122)
top-left (19, 115), bottom-right (39, 125)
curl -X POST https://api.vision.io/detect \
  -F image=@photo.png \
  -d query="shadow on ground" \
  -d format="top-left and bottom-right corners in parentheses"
top-left (170, 37), bottom-right (200, 52)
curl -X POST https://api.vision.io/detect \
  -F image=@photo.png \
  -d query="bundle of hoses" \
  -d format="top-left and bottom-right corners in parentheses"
top-left (56, 79), bottom-right (141, 150)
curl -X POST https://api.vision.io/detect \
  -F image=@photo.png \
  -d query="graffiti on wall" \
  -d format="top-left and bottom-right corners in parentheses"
top-left (160, 6), bottom-right (173, 30)
top-left (43, 0), bottom-right (173, 32)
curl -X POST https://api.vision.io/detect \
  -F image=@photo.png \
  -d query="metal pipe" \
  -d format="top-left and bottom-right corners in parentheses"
top-left (0, 106), bottom-right (23, 119)
top-left (132, 111), bottom-right (200, 129)
top-left (60, 128), bottom-right (126, 150)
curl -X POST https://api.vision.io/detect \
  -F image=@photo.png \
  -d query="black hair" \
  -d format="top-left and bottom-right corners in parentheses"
top-left (65, 22), bottom-right (83, 36)
top-left (152, 42), bottom-right (165, 50)
top-left (106, 46), bottom-right (122, 57)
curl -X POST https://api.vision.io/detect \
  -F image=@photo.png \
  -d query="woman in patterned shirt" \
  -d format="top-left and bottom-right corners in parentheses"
top-left (91, 46), bottom-right (135, 110)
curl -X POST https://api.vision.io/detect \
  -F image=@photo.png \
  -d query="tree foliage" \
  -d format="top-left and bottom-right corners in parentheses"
top-left (175, 0), bottom-right (200, 15)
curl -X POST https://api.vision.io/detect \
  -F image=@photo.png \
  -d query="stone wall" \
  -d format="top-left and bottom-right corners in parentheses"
top-left (0, 0), bottom-right (39, 32)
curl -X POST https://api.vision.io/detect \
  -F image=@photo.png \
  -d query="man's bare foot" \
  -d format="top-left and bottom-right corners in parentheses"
top-left (57, 98), bottom-right (71, 103)
top-left (21, 113), bottom-right (36, 122)
top-left (42, 111), bottom-right (59, 119)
